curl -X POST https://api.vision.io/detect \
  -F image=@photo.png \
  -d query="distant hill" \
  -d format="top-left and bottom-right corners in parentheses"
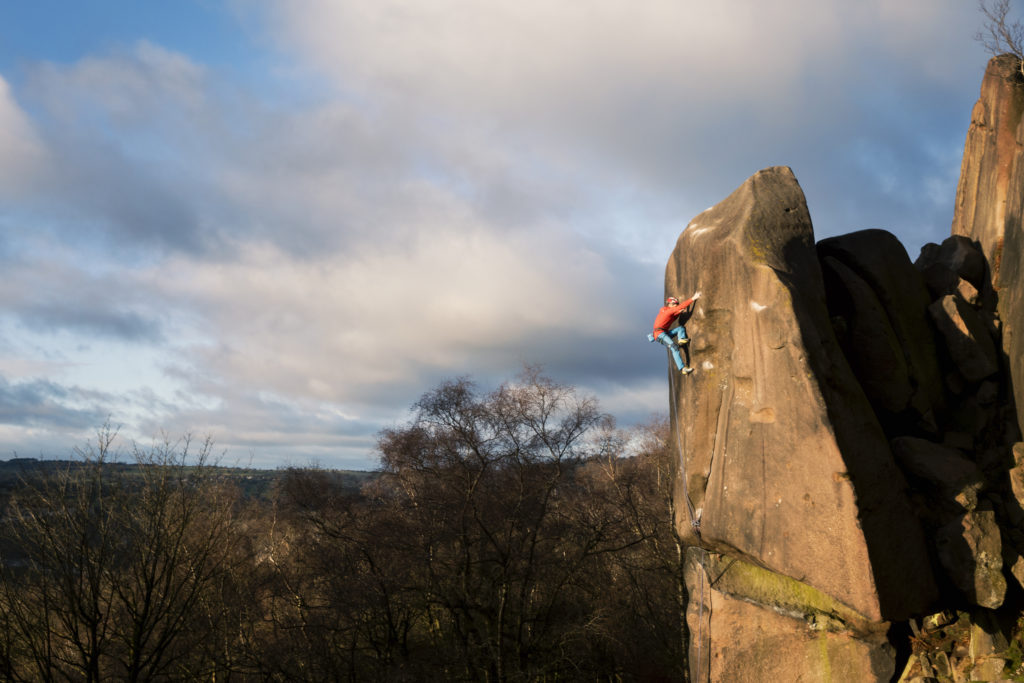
top-left (0, 458), bottom-right (377, 500)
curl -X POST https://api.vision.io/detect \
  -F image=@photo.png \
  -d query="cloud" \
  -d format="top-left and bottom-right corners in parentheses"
top-left (256, 0), bottom-right (985, 251)
top-left (16, 41), bottom-right (579, 260)
top-left (131, 388), bottom-right (385, 469)
top-left (15, 5), bottom-right (985, 265)
top-left (26, 40), bottom-right (207, 127)
top-left (0, 375), bottom-right (110, 431)
top-left (0, 245), bottom-right (165, 342)
top-left (0, 2), bottom-right (997, 467)
top-left (258, 1), bottom-right (981, 144)
top-left (19, 304), bottom-right (162, 342)
top-left (265, 0), bottom-right (844, 110)
top-left (146, 221), bottom-right (638, 408)
top-left (4, 43), bottom-right (217, 255)
top-left (0, 75), bottom-right (47, 195)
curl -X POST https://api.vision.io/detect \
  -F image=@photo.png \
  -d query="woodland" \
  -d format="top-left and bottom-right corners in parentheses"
top-left (0, 369), bottom-right (686, 682)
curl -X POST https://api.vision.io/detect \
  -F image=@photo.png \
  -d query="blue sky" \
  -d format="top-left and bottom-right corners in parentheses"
top-left (0, 1), bottom-right (996, 468)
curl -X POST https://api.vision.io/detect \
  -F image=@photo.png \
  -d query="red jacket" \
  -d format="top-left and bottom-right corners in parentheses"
top-left (652, 297), bottom-right (694, 336)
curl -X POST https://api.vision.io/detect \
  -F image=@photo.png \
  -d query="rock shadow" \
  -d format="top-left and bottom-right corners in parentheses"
top-left (818, 230), bottom-right (1024, 627)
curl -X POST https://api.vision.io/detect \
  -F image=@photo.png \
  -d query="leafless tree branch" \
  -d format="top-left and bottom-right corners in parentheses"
top-left (977, 0), bottom-right (1024, 73)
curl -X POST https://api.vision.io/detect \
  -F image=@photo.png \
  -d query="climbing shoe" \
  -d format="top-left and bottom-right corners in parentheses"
top-left (681, 366), bottom-right (694, 374)
top-left (678, 337), bottom-right (690, 346)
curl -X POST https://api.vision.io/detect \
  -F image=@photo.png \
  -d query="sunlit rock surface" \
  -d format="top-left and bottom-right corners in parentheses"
top-left (669, 55), bottom-right (1024, 682)
top-left (952, 53), bottom-right (1024, 438)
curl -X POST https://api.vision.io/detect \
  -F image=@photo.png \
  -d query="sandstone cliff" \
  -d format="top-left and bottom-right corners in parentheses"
top-left (952, 54), bottom-right (1024, 440)
top-left (668, 55), bottom-right (1024, 683)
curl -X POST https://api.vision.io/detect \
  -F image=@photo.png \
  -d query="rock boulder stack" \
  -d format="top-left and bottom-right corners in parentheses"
top-left (667, 55), bottom-right (1024, 682)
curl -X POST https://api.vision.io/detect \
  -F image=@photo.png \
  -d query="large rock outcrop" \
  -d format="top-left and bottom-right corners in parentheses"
top-left (952, 53), bottom-right (1024, 440)
top-left (951, 55), bottom-right (1024, 270)
top-left (666, 167), bottom-right (938, 678)
top-left (667, 55), bottom-right (1024, 682)
top-left (817, 229), bottom-right (947, 434)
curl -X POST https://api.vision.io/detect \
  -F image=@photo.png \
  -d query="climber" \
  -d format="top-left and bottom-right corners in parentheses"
top-left (649, 292), bottom-right (701, 374)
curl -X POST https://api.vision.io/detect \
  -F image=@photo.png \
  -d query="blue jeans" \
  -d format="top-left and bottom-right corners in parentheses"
top-left (650, 326), bottom-right (688, 370)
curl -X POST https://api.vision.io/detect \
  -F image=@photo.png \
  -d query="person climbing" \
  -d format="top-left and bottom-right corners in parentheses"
top-left (649, 292), bottom-right (701, 374)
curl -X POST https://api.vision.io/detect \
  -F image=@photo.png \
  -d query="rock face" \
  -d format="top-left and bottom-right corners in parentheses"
top-left (818, 230), bottom-right (946, 433)
top-left (935, 508), bottom-right (1006, 609)
top-left (951, 53), bottom-right (1024, 440)
top-left (950, 55), bottom-right (1024, 270)
top-left (667, 57), bottom-right (1024, 673)
top-left (928, 294), bottom-right (999, 382)
top-left (666, 167), bottom-right (941, 679)
top-left (685, 548), bottom-right (895, 683)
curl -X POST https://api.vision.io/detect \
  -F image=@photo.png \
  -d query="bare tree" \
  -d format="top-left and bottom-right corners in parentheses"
top-left (374, 368), bottom-right (654, 680)
top-left (583, 417), bottom-right (690, 680)
top-left (255, 368), bottom-right (642, 680)
top-left (254, 467), bottom-right (422, 682)
top-left (0, 429), bottom-right (256, 681)
top-left (81, 369), bottom-right (693, 681)
top-left (248, 371), bottom-right (688, 681)
top-left (977, 0), bottom-right (1024, 72)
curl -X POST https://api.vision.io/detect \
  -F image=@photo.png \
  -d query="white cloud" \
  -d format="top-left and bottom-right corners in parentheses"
top-left (266, 0), bottom-right (830, 106)
top-left (260, 0), bottom-right (979, 125)
top-left (0, 75), bottom-right (47, 195)
top-left (27, 40), bottom-right (207, 126)
top-left (0, 1), bottom-right (997, 467)
top-left (252, 0), bottom-right (985, 254)
top-left (148, 221), bottom-right (634, 406)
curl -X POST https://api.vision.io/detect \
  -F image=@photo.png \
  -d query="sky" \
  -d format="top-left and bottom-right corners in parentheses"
top-left (0, 0), bottom-right (997, 469)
